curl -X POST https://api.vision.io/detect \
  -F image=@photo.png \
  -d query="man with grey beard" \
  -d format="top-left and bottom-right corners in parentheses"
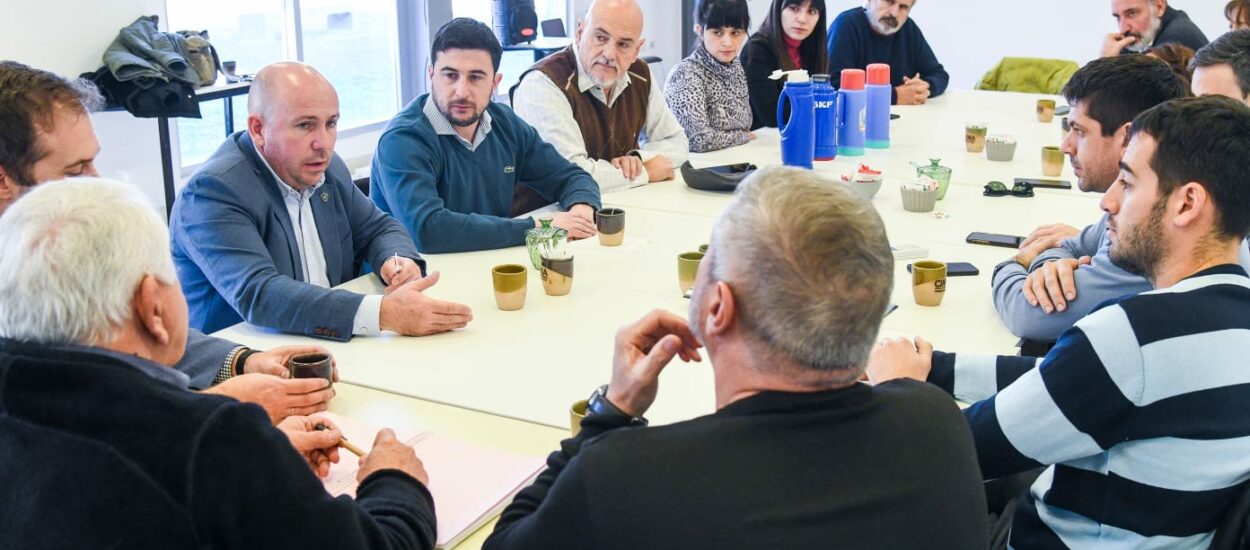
top-left (511, 0), bottom-right (688, 195)
top-left (827, 0), bottom-right (948, 105)
top-left (1100, 0), bottom-right (1207, 57)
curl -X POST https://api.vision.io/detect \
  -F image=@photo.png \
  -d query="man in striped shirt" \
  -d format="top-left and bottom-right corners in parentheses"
top-left (868, 95), bottom-right (1250, 548)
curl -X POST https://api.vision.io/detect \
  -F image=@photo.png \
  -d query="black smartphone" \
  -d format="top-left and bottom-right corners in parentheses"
top-left (906, 262), bottom-right (980, 276)
top-left (967, 232), bottom-right (1025, 249)
top-left (1015, 177), bottom-right (1072, 190)
top-left (704, 163), bottom-right (756, 175)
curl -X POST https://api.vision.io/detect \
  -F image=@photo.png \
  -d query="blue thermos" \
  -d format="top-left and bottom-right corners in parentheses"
top-left (774, 70), bottom-right (815, 169)
top-left (865, 63), bottom-right (892, 148)
top-left (812, 74), bottom-right (839, 161)
top-left (838, 69), bottom-right (867, 157)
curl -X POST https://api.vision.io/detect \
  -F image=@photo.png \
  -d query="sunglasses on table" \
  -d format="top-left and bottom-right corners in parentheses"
top-left (983, 180), bottom-right (1034, 197)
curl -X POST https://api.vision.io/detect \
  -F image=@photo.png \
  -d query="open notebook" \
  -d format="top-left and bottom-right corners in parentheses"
top-left (318, 412), bottom-right (547, 549)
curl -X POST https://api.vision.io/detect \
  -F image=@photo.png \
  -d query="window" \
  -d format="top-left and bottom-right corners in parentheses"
top-left (450, 0), bottom-right (570, 96)
top-left (166, 0), bottom-right (400, 168)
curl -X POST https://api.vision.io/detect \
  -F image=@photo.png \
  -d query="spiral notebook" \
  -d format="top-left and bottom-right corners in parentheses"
top-left (318, 412), bottom-right (547, 549)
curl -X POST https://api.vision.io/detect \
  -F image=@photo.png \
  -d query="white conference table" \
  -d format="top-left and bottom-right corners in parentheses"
top-left (328, 384), bottom-right (565, 548)
top-left (216, 89), bottom-right (1106, 430)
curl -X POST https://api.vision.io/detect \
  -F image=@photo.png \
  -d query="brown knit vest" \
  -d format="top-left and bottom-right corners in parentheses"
top-left (508, 47), bottom-right (652, 215)
top-left (513, 46), bottom-right (651, 160)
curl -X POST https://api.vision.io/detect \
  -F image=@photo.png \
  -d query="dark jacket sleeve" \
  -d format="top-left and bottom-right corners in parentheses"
top-left (189, 402), bottom-right (436, 549)
top-left (371, 127), bottom-right (536, 254)
top-left (911, 24), bottom-right (949, 98)
top-left (741, 37), bottom-right (782, 130)
top-left (513, 111), bottom-right (602, 211)
top-left (484, 415), bottom-right (635, 549)
top-left (172, 173), bottom-right (366, 341)
top-left (177, 329), bottom-right (238, 389)
top-left (826, 13), bottom-right (864, 91)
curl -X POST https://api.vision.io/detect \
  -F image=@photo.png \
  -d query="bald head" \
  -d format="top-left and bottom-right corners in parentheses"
top-left (247, 62), bottom-right (338, 120)
top-left (245, 62), bottom-right (340, 191)
top-left (577, 0), bottom-right (646, 88)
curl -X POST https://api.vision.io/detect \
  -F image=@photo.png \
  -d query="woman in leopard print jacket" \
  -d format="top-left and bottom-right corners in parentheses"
top-left (664, 0), bottom-right (754, 153)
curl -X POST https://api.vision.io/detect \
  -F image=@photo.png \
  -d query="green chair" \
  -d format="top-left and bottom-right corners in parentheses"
top-left (976, 57), bottom-right (1080, 95)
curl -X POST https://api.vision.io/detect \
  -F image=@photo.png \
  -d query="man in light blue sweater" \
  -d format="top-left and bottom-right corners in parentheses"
top-left (371, 18), bottom-right (601, 254)
top-left (991, 55), bottom-right (1250, 345)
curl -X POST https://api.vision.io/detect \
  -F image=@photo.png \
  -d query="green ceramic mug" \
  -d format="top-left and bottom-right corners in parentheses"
top-left (491, 264), bottom-right (527, 311)
top-left (678, 251), bottom-right (704, 297)
top-left (570, 399), bottom-right (588, 436)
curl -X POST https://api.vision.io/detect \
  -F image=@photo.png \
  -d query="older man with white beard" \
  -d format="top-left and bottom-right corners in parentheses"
top-left (511, 0), bottom-right (688, 194)
top-left (1100, 0), bottom-right (1207, 57)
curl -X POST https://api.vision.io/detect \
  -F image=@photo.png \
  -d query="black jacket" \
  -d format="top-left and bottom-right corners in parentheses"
top-left (1121, 6), bottom-right (1209, 55)
top-left (741, 34), bottom-right (788, 130)
top-left (485, 379), bottom-right (989, 549)
top-left (0, 338), bottom-right (436, 549)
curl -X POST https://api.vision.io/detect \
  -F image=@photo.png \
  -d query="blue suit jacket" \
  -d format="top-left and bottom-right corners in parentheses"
top-left (170, 132), bottom-right (423, 340)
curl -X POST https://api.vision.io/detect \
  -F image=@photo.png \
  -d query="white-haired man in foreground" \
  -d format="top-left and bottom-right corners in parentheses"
top-left (0, 178), bottom-right (436, 549)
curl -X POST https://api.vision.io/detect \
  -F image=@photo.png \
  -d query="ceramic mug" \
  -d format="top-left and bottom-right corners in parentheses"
top-left (1041, 146), bottom-right (1064, 177)
top-left (289, 353), bottom-right (334, 383)
top-left (912, 261), bottom-right (947, 307)
top-left (491, 264), bottom-right (527, 311)
top-left (596, 208), bottom-right (626, 246)
top-left (678, 251), bottom-right (704, 297)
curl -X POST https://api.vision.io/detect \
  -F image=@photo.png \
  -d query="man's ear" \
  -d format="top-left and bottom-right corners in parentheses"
top-left (0, 166), bottom-right (22, 206)
top-left (246, 114), bottom-right (265, 149)
top-left (133, 275), bottom-right (173, 347)
top-left (1118, 122), bottom-right (1133, 150)
top-left (705, 281), bottom-right (737, 338)
top-left (1170, 182), bottom-right (1212, 231)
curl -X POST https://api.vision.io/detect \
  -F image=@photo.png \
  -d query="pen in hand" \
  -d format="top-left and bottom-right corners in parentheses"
top-left (315, 422), bottom-right (366, 457)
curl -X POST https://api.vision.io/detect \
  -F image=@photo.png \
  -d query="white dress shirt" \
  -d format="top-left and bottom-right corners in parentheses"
top-left (255, 144), bottom-right (383, 336)
top-left (511, 46), bottom-right (689, 193)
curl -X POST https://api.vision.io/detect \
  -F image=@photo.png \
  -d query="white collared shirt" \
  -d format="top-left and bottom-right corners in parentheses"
top-left (254, 143), bottom-right (382, 336)
top-left (422, 94), bottom-right (494, 151)
top-left (511, 46), bottom-right (689, 193)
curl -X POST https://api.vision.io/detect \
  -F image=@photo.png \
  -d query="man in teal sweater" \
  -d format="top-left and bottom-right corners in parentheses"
top-left (372, 18), bottom-right (601, 254)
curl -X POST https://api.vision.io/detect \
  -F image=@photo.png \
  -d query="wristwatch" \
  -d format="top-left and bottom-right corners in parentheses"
top-left (587, 384), bottom-right (648, 427)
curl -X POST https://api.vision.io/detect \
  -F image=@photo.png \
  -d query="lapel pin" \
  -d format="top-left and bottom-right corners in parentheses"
top-left (320, 192), bottom-right (329, 203)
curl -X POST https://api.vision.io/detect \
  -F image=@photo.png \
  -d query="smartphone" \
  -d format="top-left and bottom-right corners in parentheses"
top-left (1055, 105), bottom-right (1071, 116)
top-left (1015, 177), bottom-right (1072, 190)
top-left (906, 262), bottom-right (980, 276)
top-left (967, 232), bottom-right (1025, 249)
top-left (704, 163), bottom-right (756, 175)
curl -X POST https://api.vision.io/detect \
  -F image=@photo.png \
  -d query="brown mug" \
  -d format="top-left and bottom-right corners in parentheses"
top-left (596, 208), bottom-right (625, 246)
top-left (289, 353), bottom-right (334, 383)
top-left (541, 257), bottom-right (574, 296)
top-left (1036, 99), bottom-right (1057, 123)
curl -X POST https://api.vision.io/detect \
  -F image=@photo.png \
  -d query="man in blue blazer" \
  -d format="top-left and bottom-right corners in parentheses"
top-left (171, 62), bottom-right (472, 340)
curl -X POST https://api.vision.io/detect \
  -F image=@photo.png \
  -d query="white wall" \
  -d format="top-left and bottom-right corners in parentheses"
top-left (740, 0), bottom-right (1229, 89)
top-left (3, 0), bottom-right (1232, 219)
top-left (0, 0), bottom-right (172, 216)
top-left (0, 0), bottom-right (386, 220)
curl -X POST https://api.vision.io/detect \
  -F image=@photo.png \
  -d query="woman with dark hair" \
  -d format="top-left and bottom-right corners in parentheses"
top-left (664, 0), bottom-right (753, 152)
top-left (740, 0), bottom-right (828, 130)
top-left (1228, 0), bottom-right (1250, 30)
top-left (1146, 43), bottom-right (1196, 96)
